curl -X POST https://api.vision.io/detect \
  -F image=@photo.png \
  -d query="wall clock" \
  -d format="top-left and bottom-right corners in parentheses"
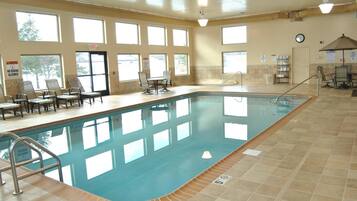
top-left (295, 33), bottom-right (305, 43)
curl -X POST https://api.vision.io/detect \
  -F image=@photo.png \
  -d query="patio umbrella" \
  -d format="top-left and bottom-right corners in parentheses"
top-left (320, 34), bottom-right (357, 66)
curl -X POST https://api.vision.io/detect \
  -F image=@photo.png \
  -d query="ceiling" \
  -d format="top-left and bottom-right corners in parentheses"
top-left (65, 0), bottom-right (355, 20)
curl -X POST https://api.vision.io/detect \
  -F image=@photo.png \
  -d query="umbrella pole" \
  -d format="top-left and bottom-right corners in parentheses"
top-left (342, 50), bottom-right (345, 66)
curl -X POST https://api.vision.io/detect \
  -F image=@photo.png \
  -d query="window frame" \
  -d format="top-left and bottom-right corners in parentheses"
top-left (15, 10), bottom-right (61, 43)
top-left (221, 25), bottom-right (247, 45)
top-left (117, 53), bottom-right (141, 82)
top-left (20, 54), bottom-right (64, 90)
top-left (172, 28), bottom-right (189, 47)
top-left (222, 51), bottom-right (248, 74)
top-left (148, 53), bottom-right (168, 78)
top-left (73, 17), bottom-right (106, 44)
top-left (174, 53), bottom-right (190, 76)
top-left (147, 25), bottom-right (167, 46)
top-left (115, 22), bottom-right (140, 45)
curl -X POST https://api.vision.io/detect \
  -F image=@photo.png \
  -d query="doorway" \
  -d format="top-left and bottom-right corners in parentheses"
top-left (76, 51), bottom-right (109, 95)
top-left (292, 47), bottom-right (310, 84)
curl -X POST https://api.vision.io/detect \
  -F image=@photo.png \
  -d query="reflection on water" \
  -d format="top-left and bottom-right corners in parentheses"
top-left (0, 95), bottom-right (305, 201)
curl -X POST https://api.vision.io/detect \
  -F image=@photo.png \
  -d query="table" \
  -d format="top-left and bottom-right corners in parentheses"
top-left (147, 77), bottom-right (166, 94)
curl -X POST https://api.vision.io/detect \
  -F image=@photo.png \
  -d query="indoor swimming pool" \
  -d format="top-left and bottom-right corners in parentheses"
top-left (0, 93), bottom-right (308, 201)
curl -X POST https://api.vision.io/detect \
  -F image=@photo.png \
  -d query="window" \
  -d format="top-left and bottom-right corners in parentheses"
top-left (153, 130), bottom-right (170, 151)
top-left (174, 54), bottom-right (189, 75)
top-left (82, 117), bottom-right (111, 150)
top-left (122, 110), bottom-right (143, 134)
top-left (21, 55), bottom-right (63, 90)
top-left (224, 123), bottom-right (248, 141)
top-left (116, 22), bottom-right (139, 45)
top-left (85, 151), bottom-right (113, 179)
top-left (149, 54), bottom-right (167, 77)
top-left (73, 18), bottom-right (104, 43)
top-left (222, 26), bottom-right (247, 44)
top-left (173, 29), bottom-right (188, 46)
top-left (124, 139), bottom-right (145, 164)
top-left (223, 52), bottom-right (247, 74)
top-left (117, 54), bottom-right (140, 81)
top-left (16, 12), bottom-right (59, 42)
top-left (147, 26), bottom-right (166, 46)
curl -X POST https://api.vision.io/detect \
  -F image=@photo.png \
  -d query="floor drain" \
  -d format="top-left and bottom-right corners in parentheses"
top-left (243, 149), bottom-right (262, 157)
top-left (212, 175), bottom-right (232, 185)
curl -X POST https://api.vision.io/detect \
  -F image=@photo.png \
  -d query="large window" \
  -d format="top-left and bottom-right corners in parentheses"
top-left (73, 18), bottom-right (104, 43)
top-left (223, 52), bottom-right (247, 74)
top-left (222, 26), bottom-right (247, 44)
top-left (116, 22), bottom-right (140, 45)
top-left (174, 54), bottom-right (189, 76)
top-left (147, 26), bottom-right (166, 46)
top-left (149, 54), bottom-right (167, 78)
top-left (118, 54), bottom-right (140, 81)
top-left (173, 29), bottom-right (188, 46)
top-left (21, 55), bottom-right (63, 90)
top-left (16, 12), bottom-right (59, 42)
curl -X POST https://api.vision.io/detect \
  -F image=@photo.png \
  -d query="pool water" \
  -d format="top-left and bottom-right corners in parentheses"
top-left (0, 93), bottom-right (307, 201)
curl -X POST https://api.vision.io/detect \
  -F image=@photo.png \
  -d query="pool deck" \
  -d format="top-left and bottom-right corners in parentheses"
top-left (1, 84), bottom-right (357, 201)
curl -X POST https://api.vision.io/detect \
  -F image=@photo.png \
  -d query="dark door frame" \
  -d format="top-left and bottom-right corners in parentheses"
top-left (76, 51), bottom-right (110, 96)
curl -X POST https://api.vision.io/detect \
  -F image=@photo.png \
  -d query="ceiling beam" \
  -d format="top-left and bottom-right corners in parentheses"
top-left (0, 0), bottom-right (197, 27)
top-left (208, 3), bottom-right (357, 26)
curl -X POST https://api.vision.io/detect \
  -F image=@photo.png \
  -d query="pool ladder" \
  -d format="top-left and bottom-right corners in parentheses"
top-left (274, 74), bottom-right (320, 103)
top-left (0, 132), bottom-right (63, 195)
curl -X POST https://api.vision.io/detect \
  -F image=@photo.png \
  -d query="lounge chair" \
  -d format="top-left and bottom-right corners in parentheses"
top-left (68, 77), bottom-right (103, 105)
top-left (45, 79), bottom-right (81, 108)
top-left (138, 72), bottom-right (154, 94)
top-left (335, 66), bottom-right (349, 88)
top-left (317, 66), bottom-right (335, 87)
top-left (0, 84), bottom-right (23, 120)
top-left (18, 81), bottom-right (56, 114)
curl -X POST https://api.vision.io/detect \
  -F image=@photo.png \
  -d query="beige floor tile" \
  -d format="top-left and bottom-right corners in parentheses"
top-left (255, 184), bottom-right (281, 197)
top-left (230, 179), bottom-right (261, 192)
top-left (311, 194), bottom-right (341, 201)
top-left (288, 180), bottom-right (316, 194)
top-left (219, 188), bottom-right (252, 201)
top-left (344, 187), bottom-right (357, 200)
top-left (247, 193), bottom-right (274, 201)
top-left (320, 175), bottom-right (346, 187)
top-left (314, 183), bottom-right (345, 199)
top-left (281, 189), bottom-right (312, 201)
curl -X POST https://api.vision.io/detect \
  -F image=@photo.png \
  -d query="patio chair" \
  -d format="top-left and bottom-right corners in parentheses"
top-left (68, 77), bottom-right (103, 105)
top-left (0, 84), bottom-right (23, 120)
top-left (317, 66), bottom-right (335, 87)
top-left (161, 70), bottom-right (172, 92)
top-left (18, 81), bottom-right (56, 114)
top-left (45, 79), bottom-right (81, 108)
top-left (335, 66), bottom-right (349, 88)
top-left (138, 72), bottom-right (154, 94)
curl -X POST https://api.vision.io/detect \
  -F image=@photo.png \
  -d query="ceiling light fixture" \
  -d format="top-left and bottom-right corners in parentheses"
top-left (319, 0), bottom-right (334, 14)
top-left (198, 0), bottom-right (208, 7)
top-left (198, 10), bottom-right (208, 27)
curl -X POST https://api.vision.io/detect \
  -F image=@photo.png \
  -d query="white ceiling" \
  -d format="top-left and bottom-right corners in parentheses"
top-left (66, 0), bottom-right (354, 20)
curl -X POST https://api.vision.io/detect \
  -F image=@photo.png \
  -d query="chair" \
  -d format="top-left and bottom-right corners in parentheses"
top-left (161, 70), bottom-right (172, 92)
top-left (68, 77), bottom-right (102, 105)
top-left (317, 66), bottom-right (335, 88)
top-left (18, 81), bottom-right (56, 114)
top-left (45, 79), bottom-right (81, 108)
top-left (138, 72), bottom-right (154, 94)
top-left (0, 84), bottom-right (23, 120)
top-left (334, 66), bottom-right (349, 88)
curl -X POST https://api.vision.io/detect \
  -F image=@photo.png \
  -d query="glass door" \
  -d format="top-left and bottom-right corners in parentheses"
top-left (76, 52), bottom-right (109, 95)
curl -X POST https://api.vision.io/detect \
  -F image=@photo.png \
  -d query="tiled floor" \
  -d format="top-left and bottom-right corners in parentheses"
top-left (0, 84), bottom-right (356, 201)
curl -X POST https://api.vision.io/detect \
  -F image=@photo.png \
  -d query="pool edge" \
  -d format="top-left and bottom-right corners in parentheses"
top-left (153, 96), bottom-right (317, 201)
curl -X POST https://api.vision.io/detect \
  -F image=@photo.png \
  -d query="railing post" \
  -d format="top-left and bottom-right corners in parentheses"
top-left (317, 75), bottom-right (320, 97)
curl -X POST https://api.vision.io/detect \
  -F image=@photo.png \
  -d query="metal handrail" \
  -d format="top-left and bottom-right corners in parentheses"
top-left (274, 74), bottom-right (320, 103)
top-left (0, 132), bottom-right (63, 195)
top-left (222, 71), bottom-right (243, 87)
top-left (9, 137), bottom-right (63, 195)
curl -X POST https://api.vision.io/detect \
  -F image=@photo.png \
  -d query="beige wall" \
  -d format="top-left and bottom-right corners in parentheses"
top-left (0, 1), bottom-right (194, 95)
top-left (192, 12), bottom-right (357, 85)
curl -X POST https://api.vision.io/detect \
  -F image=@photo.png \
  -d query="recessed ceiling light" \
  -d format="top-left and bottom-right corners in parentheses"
top-left (198, 0), bottom-right (208, 7)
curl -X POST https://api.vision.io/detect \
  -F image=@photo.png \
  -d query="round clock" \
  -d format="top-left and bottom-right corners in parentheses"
top-left (295, 34), bottom-right (305, 43)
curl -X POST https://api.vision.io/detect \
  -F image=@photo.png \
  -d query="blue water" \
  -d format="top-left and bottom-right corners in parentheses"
top-left (0, 93), bottom-right (307, 201)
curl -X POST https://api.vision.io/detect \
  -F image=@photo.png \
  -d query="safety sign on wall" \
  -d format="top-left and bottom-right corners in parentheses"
top-left (6, 61), bottom-right (20, 79)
